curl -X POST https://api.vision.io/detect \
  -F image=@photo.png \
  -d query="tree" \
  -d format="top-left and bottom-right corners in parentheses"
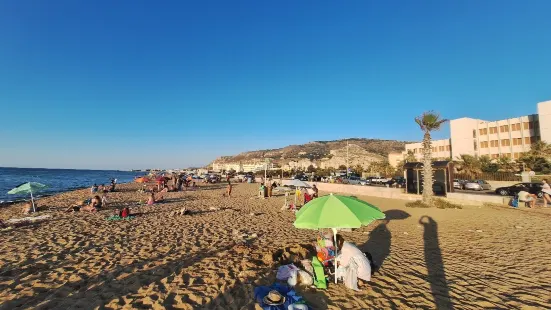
top-left (307, 165), bottom-right (316, 173)
top-left (479, 155), bottom-right (499, 173)
top-left (518, 141), bottom-right (551, 173)
top-left (454, 154), bottom-right (482, 175)
top-left (496, 156), bottom-right (517, 172)
top-left (415, 111), bottom-right (448, 204)
top-left (354, 164), bottom-right (364, 174)
top-left (338, 165), bottom-right (347, 171)
top-left (405, 150), bottom-right (417, 162)
top-left (527, 141), bottom-right (551, 159)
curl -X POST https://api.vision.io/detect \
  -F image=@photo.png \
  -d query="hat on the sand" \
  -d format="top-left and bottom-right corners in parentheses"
top-left (263, 290), bottom-right (285, 306)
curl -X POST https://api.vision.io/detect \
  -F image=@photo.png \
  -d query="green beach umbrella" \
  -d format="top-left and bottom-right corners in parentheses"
top-left (8, 182), bottom-right (48, 213)
top-left (293, 193), bottom-right (386, 283)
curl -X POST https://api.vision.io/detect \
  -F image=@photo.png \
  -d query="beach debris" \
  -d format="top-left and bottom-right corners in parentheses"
top-left (171, 207), bottom-right (189, 216)
top-left (209, 207), bottom-right (220, 211)
top-left (515, 225), bottom-right (523, 229)
top-left (475, 230), bottom-right (483, 233)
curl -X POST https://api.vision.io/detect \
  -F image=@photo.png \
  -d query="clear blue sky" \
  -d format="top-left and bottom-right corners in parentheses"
top-left (1, 1), bottom-right (550, 170)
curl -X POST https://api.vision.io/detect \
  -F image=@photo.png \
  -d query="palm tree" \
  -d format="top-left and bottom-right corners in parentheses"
top-left (415, 112), bottom-right (448, 204)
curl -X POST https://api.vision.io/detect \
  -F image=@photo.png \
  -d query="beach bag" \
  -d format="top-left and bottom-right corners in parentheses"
top-left (510, 198), bottom-right (518, 208)
top-left (121, 207), bottom-right (130, 218)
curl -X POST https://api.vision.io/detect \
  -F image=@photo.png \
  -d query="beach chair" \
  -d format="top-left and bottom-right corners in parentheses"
top-left (312, 256), bottom-right (327, 289)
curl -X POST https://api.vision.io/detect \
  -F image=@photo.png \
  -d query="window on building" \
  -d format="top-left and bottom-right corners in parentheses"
top-left (501, 139), bottom-right (510, 147)
top-left (474, 141), bottom-right (477, 150)
top-left (501, 153), bottom-right (511, 158)
top-left (512, 138), bottom-right (521, 146)
top-left (489, 127), bottom-right (497, 134)
top-left (445, 145), bottom-right (450, 151)
top-left (473, 130), bottom-right (476, 138)
top-left (530, 136), bottom-right (537, 144)
top-left (438, 146), bottom-right (444, 152)
top-left (525, 122), bottom-right (533, 130)
top-left (500, 125), bottom-right (509, 133)
top-left (511, 123), bottom-right (521, 131)
top-left (479, 128), bottom-right (488, 135)
top-left (480, 141), bottom-right (488, 148)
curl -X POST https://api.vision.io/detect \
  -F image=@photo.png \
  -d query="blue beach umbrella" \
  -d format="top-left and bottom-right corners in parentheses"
top-left (8, 182), bottom-right (48, 212)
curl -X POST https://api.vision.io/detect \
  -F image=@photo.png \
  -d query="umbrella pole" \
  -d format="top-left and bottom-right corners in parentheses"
top-left (332, 227), bottom-right (338, 284)
top-left (30, 188), bottom-right (36, 213)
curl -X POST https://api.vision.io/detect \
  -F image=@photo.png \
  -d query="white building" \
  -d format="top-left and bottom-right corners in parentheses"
top-left (390, 100), bottom-right (551, 165)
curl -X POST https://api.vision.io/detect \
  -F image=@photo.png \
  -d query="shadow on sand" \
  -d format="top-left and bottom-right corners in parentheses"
top-left (419, 215), bottom-right (453, 309)
top-left (360, 209), bottom-right (410, 272)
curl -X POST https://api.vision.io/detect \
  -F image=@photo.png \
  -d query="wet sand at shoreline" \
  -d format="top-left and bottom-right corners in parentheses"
top-left (1, 182), bottom-right (550, 309)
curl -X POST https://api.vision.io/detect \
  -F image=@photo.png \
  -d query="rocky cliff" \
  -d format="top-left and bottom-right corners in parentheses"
top-left (210, 138), bottom-right (409, 169)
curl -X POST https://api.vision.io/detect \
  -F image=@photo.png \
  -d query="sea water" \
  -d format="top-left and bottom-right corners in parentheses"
top-left (0, 167), bottom-right (143, 203)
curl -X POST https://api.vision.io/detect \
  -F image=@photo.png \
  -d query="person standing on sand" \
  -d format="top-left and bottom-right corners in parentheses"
top-left (541, 179), bottom-right (551, 207)
top-left (267, 181), bottom-right (273, 197)
top-left (226, 181), bottom-right (232, 197)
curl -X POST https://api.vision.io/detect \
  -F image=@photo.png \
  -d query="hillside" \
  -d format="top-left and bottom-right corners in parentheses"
top-left (210, 138), bottom-right (410, 169)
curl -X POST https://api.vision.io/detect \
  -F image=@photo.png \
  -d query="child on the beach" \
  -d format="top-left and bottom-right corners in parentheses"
top-left (101, 194), bottom-right (108, 208)
top-left (259, 183), bottom-right (266, 198)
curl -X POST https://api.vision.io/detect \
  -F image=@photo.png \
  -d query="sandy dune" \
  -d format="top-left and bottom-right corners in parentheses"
top-left (1, 182), bottom-right (550, 309)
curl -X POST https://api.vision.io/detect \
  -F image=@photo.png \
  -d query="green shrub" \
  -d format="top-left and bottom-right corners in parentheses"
top-left (433, 198), bottom-right (463, 209)
top-left (406, 199), bottom-right (463, 209)
top-left (405, 200), bottom-right (431, 208)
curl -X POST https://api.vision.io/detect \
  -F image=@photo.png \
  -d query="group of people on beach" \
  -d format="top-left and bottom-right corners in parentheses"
top-left (516, 178), bottom-right (551, 208)
top-left (91, 179), bottom-right (117, 194)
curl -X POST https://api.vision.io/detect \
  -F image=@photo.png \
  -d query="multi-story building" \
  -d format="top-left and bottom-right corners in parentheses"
top-left (389, 100), bottom-right (551, 166)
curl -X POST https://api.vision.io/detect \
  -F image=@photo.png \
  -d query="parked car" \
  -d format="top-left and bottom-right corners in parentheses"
top-left (453, 179), bottom-right (468, 189)
top-left (371, 176), bottom-right (390, 184)
top-left (463, 180), bottom-right (492, 191)
top-left (495, 182), bottom-right (544, 198)
top-left (386, 177), bottom-right (405, 187)
top-left (293, 175), bottom-right (309, 181)
top-left (344, 176), bottom-right (362, 185)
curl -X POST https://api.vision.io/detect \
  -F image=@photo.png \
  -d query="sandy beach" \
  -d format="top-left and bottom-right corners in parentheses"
top-left (1, 182), bottom-right (550, 309)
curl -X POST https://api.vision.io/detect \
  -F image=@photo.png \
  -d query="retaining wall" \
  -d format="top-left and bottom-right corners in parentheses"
top-left (281, 180), bottom-right (511, 206)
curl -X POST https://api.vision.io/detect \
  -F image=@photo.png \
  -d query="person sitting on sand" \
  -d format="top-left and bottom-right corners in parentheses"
top-left (147, 192), bottom-right (164, 205)
top-left (335, 234), bottom-right (373, 286)
top-left (65, 199), bottom-right (87, 212)
top-left (312, 184), bottom-right (319, 198)
top-left (22, 201), bottom-right (34, 214)
top-left (81, 196), bottom-right (102, 212)
top-left (518, 190), bottom-right (537, 208)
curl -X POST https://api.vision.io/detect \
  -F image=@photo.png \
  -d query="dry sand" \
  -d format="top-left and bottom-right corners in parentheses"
top-left (1, 182), bottom-right (550, 309)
